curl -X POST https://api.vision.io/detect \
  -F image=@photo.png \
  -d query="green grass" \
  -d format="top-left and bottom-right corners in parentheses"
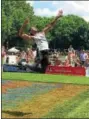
top-left (2, 72), bottom-right (89, 85)
top-left (2, 72), bottom-right (89, 118)
top-left (43, 89), bottom-right (89, 118)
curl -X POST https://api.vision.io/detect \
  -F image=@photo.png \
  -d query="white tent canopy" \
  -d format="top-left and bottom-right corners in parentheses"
top-left (8, 47), bottom-right (20, 53)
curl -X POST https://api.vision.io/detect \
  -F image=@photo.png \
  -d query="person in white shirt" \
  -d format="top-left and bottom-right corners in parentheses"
top-left (68, 45), bottom-right (74, 52)
top-left (80, 50), bottom-right (88, 66)
top-left (19, 10), bottom-right (63, 72)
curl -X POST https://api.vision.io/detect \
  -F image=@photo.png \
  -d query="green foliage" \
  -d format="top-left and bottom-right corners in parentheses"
top-left (2, 0), bottom-right (34, 47)
top-left (50, 15), bottom-right (89, 49)
top-left (43, 89), bottom-right (89, 118)
top-left (2, 1), bottom-right (89, 49)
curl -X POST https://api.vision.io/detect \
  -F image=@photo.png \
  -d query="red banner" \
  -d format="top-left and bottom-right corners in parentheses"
top-left (45, 66), bottom-right (85, 76)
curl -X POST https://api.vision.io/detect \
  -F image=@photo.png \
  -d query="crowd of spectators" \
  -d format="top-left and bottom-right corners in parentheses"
top-left (49, 45), bottom-right (89, 68)
top-left (1, 46), bottom-right (37, 66)
top-left (1, 45), bottom-right (89, 68)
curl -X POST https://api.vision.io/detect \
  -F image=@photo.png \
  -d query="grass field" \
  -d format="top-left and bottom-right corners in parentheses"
top-left (2, 72), bottom-right (89, 118)
top-left (2, 72), bottom-right (89, 85)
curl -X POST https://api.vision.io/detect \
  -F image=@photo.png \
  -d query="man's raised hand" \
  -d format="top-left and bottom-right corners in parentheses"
top-left (56, 10), bottom-right (63, 18)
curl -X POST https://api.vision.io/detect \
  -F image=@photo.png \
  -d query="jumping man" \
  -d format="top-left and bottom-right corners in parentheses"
top-left (19, 10), bottom-right (63, 73)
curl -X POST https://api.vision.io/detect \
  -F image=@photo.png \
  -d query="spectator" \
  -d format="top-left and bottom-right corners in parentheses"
top-left (21, 51), bottom-right (26, 59)
top-left (26, 48), bottom-right (35, 65)
top-left (19, 51), bottom-right (27, 65)
top-left (1, 46), bottom-right (6, 64)
top-left (87, 51), bottom-right (89, 58)
top-left (64, 59), bottom-right (71, 67)
top-left (1, 46), bottom-right (5, 56)
top-left (54, 56), bottom-right (61, 66)
top-left (68, 45), bottom-right (74, 52)
top-left (16, 54), bottom-right (20, 64)
top-left (59, 61), bottom-right (65, 66)
top-left (80, 50), bottom-right (88, 66)
top-left (75, 58), bottom-right (81, 67)
top-left (6, 56), bottom-right (9, 64)
top-left (84, 58), bottom-right (89, 67)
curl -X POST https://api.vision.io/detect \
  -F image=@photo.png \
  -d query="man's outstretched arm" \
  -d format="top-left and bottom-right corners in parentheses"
top-left (42, 10), bottom-right (63, 33)
top-left (19, 19), bottom-right (33, 40)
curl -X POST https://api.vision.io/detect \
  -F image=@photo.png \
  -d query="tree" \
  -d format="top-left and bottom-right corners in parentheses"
top-left (2, 0), bottom-right (34, 48)
top-left (2, 1), bottom-right (89, 49)
top-left (49, 15), bottom-right (89, 49)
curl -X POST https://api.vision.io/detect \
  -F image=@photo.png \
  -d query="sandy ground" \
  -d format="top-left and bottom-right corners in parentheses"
top-left (2, 80), bottom-right (89, 118)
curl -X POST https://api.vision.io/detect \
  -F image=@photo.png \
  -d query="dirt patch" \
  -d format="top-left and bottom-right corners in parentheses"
top-left (2, 81), bottom-right (32, 93)
top-left (2, 83), bottom-right (89, 118)
top-left (21, 84), bottom-right (89, 118)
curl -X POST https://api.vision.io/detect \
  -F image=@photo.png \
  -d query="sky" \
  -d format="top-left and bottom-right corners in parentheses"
top-left (27, 1), bottom-right (89, 21)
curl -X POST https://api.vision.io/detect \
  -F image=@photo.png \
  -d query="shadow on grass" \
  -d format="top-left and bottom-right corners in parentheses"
top-left (2, 110), bottom-right (32, 116)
